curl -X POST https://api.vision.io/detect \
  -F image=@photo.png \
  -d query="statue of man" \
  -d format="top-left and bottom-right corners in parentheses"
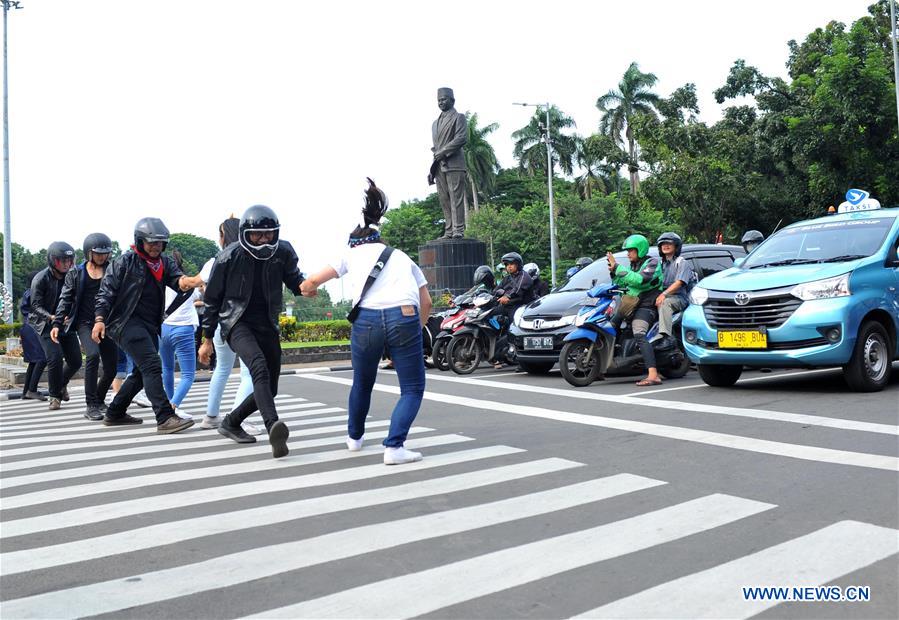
top-left (429, 87), bottom-right (468, 239)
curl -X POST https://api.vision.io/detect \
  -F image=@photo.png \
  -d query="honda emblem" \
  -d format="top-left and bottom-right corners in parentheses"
top-left (532, 319), bottom-right (544, 329)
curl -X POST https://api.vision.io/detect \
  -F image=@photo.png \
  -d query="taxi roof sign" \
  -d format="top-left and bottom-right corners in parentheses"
top-left (838, 189), bottom-right (881, 213)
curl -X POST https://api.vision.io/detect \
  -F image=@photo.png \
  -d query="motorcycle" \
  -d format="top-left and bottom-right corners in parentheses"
top-left (559, 283), bottom-right (690, 387)
top-left (447, 289), bottom-right (517, 375)
top-left (429, 288), bottom-right (483, 371)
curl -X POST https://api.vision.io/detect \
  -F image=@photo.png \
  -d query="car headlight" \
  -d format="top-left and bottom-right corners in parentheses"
top-left (791, 273), bottom-right (851, 301)
top-left (689, 286), bottom-right (709, 305)
top-left (559, 314), bottom-right (576, 327)
top-left (513, 306), bottom-right (525, 324)
top-left (575, 311), bottom-right (589, 327)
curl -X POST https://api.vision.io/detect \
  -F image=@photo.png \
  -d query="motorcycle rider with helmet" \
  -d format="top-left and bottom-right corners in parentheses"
top-left (29, 241), bottom-right (81, 410)
top-left (472, 264), bottom-right (496, 292)
top-left (198, 205), bottom-right (307, 458)
top-left (741, 229), bottom-right (764, 254)
top-left (565, 256), bottom-right (593, 281)
top-left (497, 252), bottom-right (534, 316)
top-left (654, 232), bottom-right (695, 349)
top-left (607, 234), bottom-right (664, 386)
top-left (93, 218), bottom-right (198, 433)
top-left (524, 262), bottom-right (550, 298)
top-left (52, 233), bottom-right (118, 420)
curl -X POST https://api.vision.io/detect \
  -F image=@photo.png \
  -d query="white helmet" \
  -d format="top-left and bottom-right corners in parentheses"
top-left (523, 262), bottom-right (539, 278)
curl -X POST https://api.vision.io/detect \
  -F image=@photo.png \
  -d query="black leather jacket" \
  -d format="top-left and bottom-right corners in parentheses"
top-left (202, 240), bottom-right (304, 342)
top-left (53, 262), bottom-right (109, 333)
top-left (28, 267), bottom-right (65, 335)
top-left (498, 270), bottom-right (535, 312)
top-left (95, 251), bottom-right (185, 340)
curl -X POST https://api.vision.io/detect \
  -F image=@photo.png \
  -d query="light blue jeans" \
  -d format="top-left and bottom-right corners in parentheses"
top-left (160, 324), bottom-right (197, 407)
top-left (206, 326), bottom-right (253, 417)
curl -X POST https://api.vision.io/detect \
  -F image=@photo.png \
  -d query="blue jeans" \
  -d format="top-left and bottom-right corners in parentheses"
top-left (206, 326), bottom-right (253, 417)
top-left (349, 306), bottom-right (425, 447)
top-left (160, 324), bottom-right (197, 407)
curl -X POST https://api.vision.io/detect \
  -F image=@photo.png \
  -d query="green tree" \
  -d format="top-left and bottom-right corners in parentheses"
top-left (463, 112), bottom-right (501, 212)
top-left (575, 134), bottom-right (626, 199)
top-left (512, 105), bottom-right (579, 176)
top-left (167, 233), bottom-right (219, 275)
top-left (596, 61), bottom-right (660, 194)
top-left (379, 196), bottom-right (444, 263)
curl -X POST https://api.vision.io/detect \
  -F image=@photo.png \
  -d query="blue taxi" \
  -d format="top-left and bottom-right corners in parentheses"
top-left (682, 190), bottom-right (899, 392)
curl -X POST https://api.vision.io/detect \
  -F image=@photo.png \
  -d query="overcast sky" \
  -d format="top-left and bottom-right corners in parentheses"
top-left (4, 0), bottom-right (875, 298)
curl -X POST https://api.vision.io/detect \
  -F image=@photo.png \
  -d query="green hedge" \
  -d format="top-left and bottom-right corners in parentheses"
top-left (279, 317), bottom-right (351, 343)
top-left (0, 323), bottom-right (23, 339)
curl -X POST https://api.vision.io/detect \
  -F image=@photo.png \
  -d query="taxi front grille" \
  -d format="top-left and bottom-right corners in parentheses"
top-left (704, 296), bottom-right (801, 329)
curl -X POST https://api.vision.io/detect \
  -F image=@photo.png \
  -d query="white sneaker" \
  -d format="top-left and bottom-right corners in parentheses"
top-left (346, 435), bottom-right (364, 452)
top-left (134, 390), bottom-right (151, 408)
top-left (175, 407), bottom-right (194, 421)
top-left (200, 415), bottom-right (219, 429)
top-left (241, 421), bottom-right (263, 436)
top-left (384, 446), bottom-right (422, 465)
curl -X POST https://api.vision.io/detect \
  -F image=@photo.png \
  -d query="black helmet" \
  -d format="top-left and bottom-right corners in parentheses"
top-left (473, 265), bottom-right (495, 289)
top-left (239, 205), bottom-right (281, 260)
top-left (500, 251), bottom-right (523, 267)
top-left (83, 232), bottom-right (113, 260)
top-left (575, 256), bottom-right (593, 269)
top-left (741, 229), bottom-right (764, 253)
top-left (134, 217), bottom-right (170, 250)
top-left (47, 241), bottom-right (75, 273)
top-left (656, 232), bottom-right (683, 256)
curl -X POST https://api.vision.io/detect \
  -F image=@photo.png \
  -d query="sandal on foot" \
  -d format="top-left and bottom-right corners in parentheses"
top-left (635, 378), bottom-right (663, 386)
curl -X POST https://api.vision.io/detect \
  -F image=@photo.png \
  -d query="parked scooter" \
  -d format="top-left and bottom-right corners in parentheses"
top-left (447, 289), bottom-right (516, 374)
top-left (429, 290), bottom-right (480, 371)
top-left (559, 283), bottom-right (690, 387)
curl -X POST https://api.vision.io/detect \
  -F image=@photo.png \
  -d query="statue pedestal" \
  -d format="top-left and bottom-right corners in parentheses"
top-left (419, 238), bottom-right (487, 296)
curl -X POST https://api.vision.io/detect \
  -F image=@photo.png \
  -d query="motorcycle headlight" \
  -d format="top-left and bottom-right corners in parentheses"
top-left (690, 286), bottom-right (709, 306)
top-left (465, 309), bottom-right (480, 318)
top-left (513, 306), bottom-right (525, 325)
top-left (790, 273), bottom-right (851, 301)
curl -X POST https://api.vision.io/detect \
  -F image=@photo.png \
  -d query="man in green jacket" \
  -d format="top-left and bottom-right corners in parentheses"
top-left (606, 234), bottom-right (664, 386)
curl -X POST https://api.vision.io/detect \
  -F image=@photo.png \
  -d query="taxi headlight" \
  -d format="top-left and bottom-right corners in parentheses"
top-left (689, 286), bottom-right (709, 306)
top-left (790, 274), bottom-right (851, 301)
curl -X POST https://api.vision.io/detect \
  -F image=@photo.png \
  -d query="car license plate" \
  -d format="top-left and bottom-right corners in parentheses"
top-left (717, 330), bottom-right (767, 349)
top-left (524, 336), bottom-right (554, 350)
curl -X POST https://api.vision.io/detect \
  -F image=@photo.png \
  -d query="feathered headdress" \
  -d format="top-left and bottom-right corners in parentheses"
top-left (362, 177), bottom-right (389, 229)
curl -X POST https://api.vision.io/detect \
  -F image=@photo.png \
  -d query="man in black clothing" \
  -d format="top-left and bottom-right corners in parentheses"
top-left (497, 251), bottom-right (534, 317)
top-left (199, 205), bottom-right (307, 458)
top-left (52, 233), bottom-right (117, 421)
top-left (29, 242), bottom-right (82, 410)
top-left (92, 218), bottom-right (197, 434)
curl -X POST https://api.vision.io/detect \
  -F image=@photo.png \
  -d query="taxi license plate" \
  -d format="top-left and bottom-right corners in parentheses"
top-left (524, 337), bottom-right (554, 350)
top-left (718, 330), bottom-right (767, 349)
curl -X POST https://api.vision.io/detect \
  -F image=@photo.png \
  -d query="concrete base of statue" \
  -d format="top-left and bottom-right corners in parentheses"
top-left (418, 237), bottom-right (487, 296)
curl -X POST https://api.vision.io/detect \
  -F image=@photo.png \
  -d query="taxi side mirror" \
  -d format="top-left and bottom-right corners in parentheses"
top-left (886, 242), bottom-right (899, 267)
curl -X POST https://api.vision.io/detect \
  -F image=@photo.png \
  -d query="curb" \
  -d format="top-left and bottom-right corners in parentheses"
top-left (0, 364), bottom-right (354, 401)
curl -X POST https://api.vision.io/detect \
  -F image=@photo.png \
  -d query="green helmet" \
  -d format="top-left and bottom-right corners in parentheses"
top-left (622, 234), bottom-right (650, 258)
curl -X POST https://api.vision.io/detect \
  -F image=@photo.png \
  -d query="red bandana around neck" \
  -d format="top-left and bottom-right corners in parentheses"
top-left (131, 244), bottom-right (165, 282)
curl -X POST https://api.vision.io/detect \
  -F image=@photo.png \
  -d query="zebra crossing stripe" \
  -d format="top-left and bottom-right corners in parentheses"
top-left (0, 385), bottom-right (242, 414)
top-left (0, 430), bottom-right (453, 538)
top-left (303, 375), bottom-right (899, 472)
top-left (0, 410), bottom-right (355, 474)
top-left (1, 457), bottom-right (585, 576)
top-left (0, 474), bottom-right (676, 619)
top-left (3, 419), bottom-right (396, 510)
top-left (0, 400), bottom-right (326, 438)
top-left (249, 494), bottom-right (775, 619)
top-left (574, 520), bottom-right (899, 619)
top-left (0, 409), bottom-right (346, 458)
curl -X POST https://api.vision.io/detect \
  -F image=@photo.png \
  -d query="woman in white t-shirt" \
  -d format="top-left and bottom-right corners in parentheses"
top-left (159, 250), bottom-right (201, 418)
top-left (302, 179), bottom-right (432, 465)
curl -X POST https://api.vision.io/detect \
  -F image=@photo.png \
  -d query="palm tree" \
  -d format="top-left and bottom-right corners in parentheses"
top-left (512, 105), bottom-right (578, 177)
top-left (596, 62), bottom-right (660, 194)
top-left (464, 112), bottom-right (500, 212)
top-left (575, 133), bottom-right (627, 199)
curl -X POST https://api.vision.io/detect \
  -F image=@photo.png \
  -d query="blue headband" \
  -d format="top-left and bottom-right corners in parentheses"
top-left (348, 231), bottom-right (381, 248)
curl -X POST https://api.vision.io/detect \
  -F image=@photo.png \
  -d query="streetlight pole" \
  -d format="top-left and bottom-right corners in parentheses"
top-left (2, 1), bottom-right (21, 304)
top-left (514, 102), bottom-right (558, 287)
top-left (890, 0), bottom-right (899, 136)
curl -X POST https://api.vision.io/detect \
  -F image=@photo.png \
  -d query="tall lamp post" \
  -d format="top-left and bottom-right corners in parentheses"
top-left (2, 1), bottom-right (22, 304)
top-left (890, 0), bottom-right (899, 136)
top-left (514, 102), bottom-right (558, 287)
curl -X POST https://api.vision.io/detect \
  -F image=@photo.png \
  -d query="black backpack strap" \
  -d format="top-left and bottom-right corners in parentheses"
top-left (164, 290), bottom-right (194, 320)
top-left (347, 246), bottom-right (394, 323)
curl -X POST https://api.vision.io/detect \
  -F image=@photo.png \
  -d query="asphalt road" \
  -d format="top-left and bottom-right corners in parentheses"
top-left (1, 363), bottom-right (897, 619)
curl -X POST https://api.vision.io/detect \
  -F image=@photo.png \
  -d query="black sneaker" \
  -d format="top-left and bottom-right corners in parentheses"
top-left (103, 412), bottom-right (144, 426)
top-left (217, 416), bottom-right (256, 444)
top-left (268, 420), bottom-right (290, 459)
top-left (84, 405), bottom-right (105, 421)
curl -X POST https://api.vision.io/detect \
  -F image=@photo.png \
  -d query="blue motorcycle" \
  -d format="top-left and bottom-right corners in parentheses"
top-left (559, 283), bottom-right (690, 387)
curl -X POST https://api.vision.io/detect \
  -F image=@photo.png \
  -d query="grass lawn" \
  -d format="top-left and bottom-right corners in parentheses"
top-left (281, 340), bottom-right (350, 349)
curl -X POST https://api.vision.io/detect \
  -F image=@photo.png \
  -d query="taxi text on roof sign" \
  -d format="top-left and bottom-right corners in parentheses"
top-left (838, 189), bottom-right (881, 213)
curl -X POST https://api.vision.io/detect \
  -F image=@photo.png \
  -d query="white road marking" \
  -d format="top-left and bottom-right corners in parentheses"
top-left (620, 368), bottom-right (840, 396)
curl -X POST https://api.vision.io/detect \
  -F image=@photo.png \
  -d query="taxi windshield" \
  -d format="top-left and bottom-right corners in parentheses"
top-left (743, 217), bottom-right (895, 269)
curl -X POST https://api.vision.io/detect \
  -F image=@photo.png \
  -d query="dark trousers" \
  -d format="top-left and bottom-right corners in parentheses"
top-left (39, 328), bottom-right (82, 399)
top-left (22, 361), bottom-right (46, 395)
top-left (108, 319), bottom-right (175, 424)
top-left (227, 321), bottom-right (281, 431)
top-left (77, 323), bottom-right (118, 407)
